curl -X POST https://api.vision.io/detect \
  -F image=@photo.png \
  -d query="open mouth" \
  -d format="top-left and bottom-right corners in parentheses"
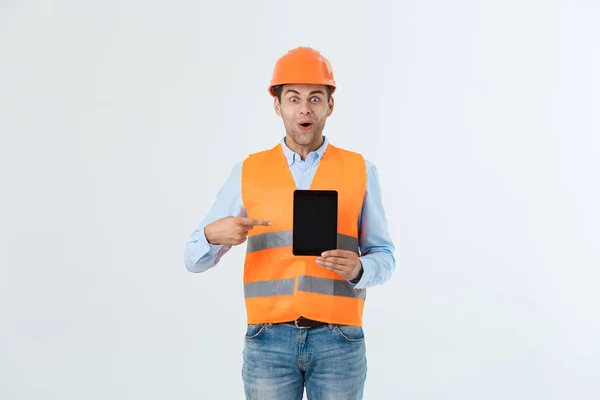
top-left (298, 122), bottom-right (313, 130)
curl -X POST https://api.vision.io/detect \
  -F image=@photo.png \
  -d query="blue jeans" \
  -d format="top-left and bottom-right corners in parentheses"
top-left (242, 322), bottom-right (367, 399)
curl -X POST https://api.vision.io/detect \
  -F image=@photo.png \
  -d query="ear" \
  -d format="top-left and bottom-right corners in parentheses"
top-left (274, 97), bottom-right (282, 117)
top-left (327, 96), bottom-right (334, 117)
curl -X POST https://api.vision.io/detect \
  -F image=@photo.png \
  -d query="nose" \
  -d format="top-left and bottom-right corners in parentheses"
top-left (299, 100), bottom-right (311, 115)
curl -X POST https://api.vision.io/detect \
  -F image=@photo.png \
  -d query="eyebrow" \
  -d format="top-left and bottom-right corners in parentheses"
top-left (284, 89), bottom-right (325, 96)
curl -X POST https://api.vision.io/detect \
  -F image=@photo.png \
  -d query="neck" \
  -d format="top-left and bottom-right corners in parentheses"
top-left (285, 134), bottom-right (324, 160)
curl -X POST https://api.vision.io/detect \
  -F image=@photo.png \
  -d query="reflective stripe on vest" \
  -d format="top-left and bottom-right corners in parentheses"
top-left (244, 275), bottom-right (366, 300)
top-left (246, 231), bottom-right (359, 253)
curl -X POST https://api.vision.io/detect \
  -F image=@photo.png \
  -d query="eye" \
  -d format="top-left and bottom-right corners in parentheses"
top-left (290, 97), bottom-right (298, 103)
top-left (311, 96), bottom-right (321, 103)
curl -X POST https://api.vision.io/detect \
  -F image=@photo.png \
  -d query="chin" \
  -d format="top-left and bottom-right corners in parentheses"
top-left (292, 133), bottom-right (315, 144)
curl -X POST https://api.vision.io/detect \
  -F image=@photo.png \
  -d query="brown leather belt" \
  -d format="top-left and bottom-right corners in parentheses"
top-left (281, 316), bottom-right (327, 328)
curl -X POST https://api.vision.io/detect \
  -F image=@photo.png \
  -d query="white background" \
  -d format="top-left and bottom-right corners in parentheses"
top-left (1, 0), bottom-right (599, 399)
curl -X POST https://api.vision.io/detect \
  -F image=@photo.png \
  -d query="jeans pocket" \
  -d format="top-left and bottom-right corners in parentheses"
top-left (333, 325), bottom-right (365, 343)
top-left (245, 323), bottom-right (268, 340)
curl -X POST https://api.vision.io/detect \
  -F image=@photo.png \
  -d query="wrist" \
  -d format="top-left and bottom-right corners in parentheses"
top-left (204, 224), bottom-right (217, 245)
top-left (352, 260), bottom-right (364, 281)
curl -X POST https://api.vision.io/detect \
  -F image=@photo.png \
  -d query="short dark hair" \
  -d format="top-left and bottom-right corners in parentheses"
top-left (273, 85), bottom-right (333, 102)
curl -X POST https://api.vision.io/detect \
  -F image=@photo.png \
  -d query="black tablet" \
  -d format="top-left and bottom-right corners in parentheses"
top-left (292, 189), bottom-right (338, 256)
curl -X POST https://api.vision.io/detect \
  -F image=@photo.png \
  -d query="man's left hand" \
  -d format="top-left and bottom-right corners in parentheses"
top-left (316, 250), bottom-right (363, 281)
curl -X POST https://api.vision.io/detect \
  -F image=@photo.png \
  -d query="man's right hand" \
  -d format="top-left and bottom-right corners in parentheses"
top-left (204, 216), bottom-right (272, 246)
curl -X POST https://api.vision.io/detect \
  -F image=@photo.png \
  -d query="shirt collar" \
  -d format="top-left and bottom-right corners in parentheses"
top-left (281, 136), bottom-right (329, 166)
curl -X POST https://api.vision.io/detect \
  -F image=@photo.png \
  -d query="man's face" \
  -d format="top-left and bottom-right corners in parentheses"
top-left (274, 84), bottom-right (334, 147)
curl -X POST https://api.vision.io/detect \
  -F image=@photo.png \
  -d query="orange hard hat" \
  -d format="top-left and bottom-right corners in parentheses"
top-left (268, 47), bottom-right (336, 97)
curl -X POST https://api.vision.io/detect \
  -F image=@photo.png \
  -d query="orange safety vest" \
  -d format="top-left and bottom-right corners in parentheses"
top-left (241, 142), bottom-right (367, 326)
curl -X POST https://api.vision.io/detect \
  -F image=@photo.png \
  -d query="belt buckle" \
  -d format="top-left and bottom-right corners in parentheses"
top-left (294, 318), bottom-right (310, 329)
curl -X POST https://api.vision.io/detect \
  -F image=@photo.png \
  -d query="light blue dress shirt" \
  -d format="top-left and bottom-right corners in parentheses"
top-left (184, 136), bottom-right (395, 289)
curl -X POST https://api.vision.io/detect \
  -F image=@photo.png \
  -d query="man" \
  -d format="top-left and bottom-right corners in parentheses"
top-left (184, 46), bottom-right (395, 399)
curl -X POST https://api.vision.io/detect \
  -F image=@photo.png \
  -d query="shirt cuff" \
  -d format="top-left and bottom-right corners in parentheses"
top-left (202, 230), bottom-right (222, 252)
top-left (191, 228), bottom-right (221, 260)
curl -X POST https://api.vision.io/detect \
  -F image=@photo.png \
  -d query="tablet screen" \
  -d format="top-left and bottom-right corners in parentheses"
top-left (293, 189), bottom-right (338, 256)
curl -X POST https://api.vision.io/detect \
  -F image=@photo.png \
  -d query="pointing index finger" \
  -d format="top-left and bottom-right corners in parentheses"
top-left (244, 218), bottom-right (272, 226)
